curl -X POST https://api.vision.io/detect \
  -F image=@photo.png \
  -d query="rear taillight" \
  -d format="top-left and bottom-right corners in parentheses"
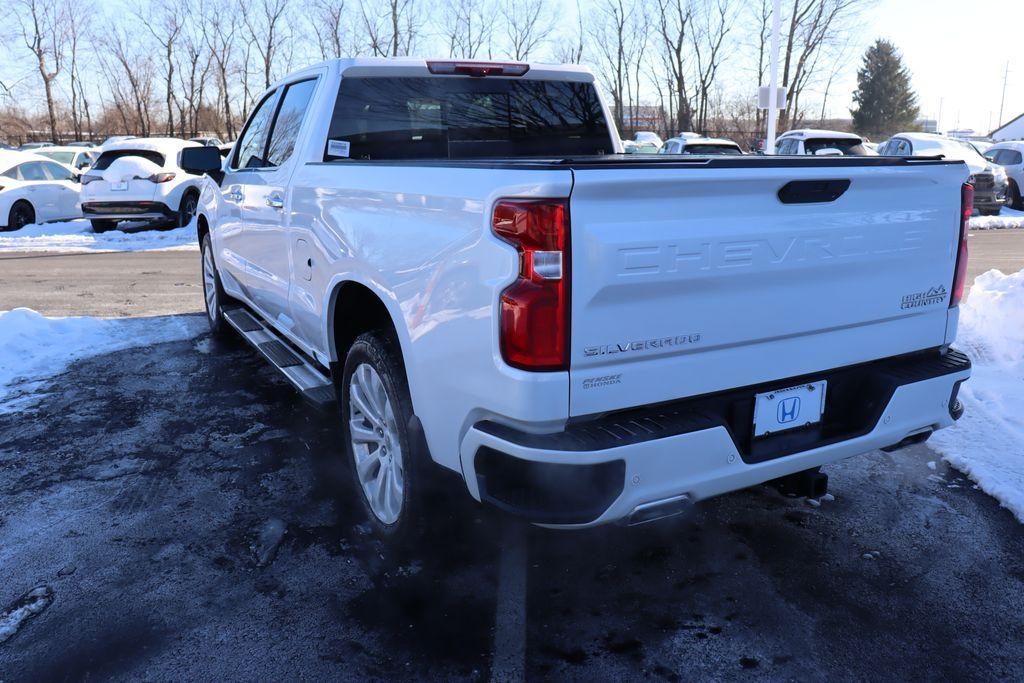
top-left (951, 182), bottom-right (972, 307)
top-left (427, 61), bottom-right (530, 77)
top-left (148, 172), bottom-right (176, 183)
top-left (492, 199), bottom-right (569, 371)
top-left (80, 175), bottom-right (101, 185)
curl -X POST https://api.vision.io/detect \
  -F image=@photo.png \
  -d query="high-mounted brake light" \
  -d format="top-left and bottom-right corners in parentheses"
top-left (148, 172), bottom-right (176, 183)
top-left (427, 61), bottom-right (530, 77)
top-left (493, 199), bottom-right (569, 371)
top-left (951, 182), bottom-right (972, 307)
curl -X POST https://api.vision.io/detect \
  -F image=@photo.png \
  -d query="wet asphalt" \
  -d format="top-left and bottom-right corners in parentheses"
top-left (1, 329), bottom-right (1022, 682)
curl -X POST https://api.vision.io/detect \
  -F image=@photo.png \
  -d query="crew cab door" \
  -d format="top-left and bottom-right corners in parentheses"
top-left (40, 161), bottom-right (82, 219)
top-left (567, 160), bottom-right (968, 417)
top-left (218, 88), bottom-right (281, 301)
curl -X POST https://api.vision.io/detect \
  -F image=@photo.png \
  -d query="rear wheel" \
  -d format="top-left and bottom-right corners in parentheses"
top-left (341, 332), bottom-right (422, 543)
top-left (7, 201), bottom-right (35, 231)
top-left (91, 219), bottom-right (118, 233)
top-left (178, 191), bottom-right (199, 228)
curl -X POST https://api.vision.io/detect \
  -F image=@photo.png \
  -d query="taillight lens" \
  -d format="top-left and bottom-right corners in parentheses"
top-left (148, 172), bottom-right (176, 183)
top-left (80, 175), bottom-right (101, 185)
top-left (951, 182), bottom-right (972, 307)
top-left (492, 199), bottom-right (569, 371)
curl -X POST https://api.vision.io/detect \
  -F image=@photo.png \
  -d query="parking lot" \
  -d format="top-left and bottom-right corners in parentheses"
top-left (1, 230), bottom-right (1023, 681)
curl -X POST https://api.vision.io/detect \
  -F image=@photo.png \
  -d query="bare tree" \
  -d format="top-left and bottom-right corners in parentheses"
top-left (499, 0), bottom-right (553, 61)
top-left (360, 0), bottom-right (422, 57)
top-left (306, 0), bottom-right (353, 59)
top-left (776, 0), bottom-right (868, 129)
top-left (16, 0), bottom-right (70, 143)
top-left (177, 18), bottom-right (213, 137)
top-left (441, 0), bottom-right (492, 59)
top-left (139, 0), bottom-right (184, 136)
top-left (66, 2), bottom-right (93, 140)
top-left (552, 0), bottom-right (585, 64)
top-left (243, 0), bottom-right (293, 90)
top-left (103, 27), bottom-right (156, 136)
top-left (204, 1), bottom-right (240, 139)
top-left (653, 0), bottom-right (693, 135)
top-left (690, 0), bottom-right (735, 133)
top-left (589, 0), bottom-right (651, 135)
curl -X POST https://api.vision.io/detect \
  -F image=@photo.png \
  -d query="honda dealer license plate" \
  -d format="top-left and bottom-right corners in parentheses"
top-left (753, 381), bottom-right (827, 438)
top-left (111, 181), bottom-right (128, 191)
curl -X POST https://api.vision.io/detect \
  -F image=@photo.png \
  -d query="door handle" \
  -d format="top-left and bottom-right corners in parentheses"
top-left (224, 190), bottom-right (243, 203)
top-left (266, 193), bottom-right (284, 210)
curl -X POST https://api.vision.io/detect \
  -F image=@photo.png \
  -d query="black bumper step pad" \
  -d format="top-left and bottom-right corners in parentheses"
top-left (259, 340), bottom-right (303, 368)
top-left (224, 308), bottom-right (263, 332)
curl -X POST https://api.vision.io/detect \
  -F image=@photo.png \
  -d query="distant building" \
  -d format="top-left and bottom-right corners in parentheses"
top-left (991, 112), bottom-right (1024, 141)
top-left (915, 118), bottom-right (938, 133)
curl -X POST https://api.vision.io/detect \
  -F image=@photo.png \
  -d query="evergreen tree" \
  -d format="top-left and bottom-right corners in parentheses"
top-left (851, 40), bottom-right (920, 140)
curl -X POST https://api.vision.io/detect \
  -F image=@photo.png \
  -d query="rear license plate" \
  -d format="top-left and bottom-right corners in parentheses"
top-left (111, 181), bottom-right (128, 191)
top-left (753, 381), bottom-right (827, 438)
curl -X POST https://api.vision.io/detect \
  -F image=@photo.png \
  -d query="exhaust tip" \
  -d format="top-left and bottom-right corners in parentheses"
top-left (625, 494), bottom-right (691, 526)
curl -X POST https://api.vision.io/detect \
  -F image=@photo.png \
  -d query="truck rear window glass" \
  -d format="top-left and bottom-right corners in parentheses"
top-left (92, 149), bottom-right (165, 170)
top-left (325, 77), bottom-right (611, 160)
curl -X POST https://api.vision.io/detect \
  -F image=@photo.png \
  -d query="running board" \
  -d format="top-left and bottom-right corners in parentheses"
top-left (222, 306), bottom-right (337, 411)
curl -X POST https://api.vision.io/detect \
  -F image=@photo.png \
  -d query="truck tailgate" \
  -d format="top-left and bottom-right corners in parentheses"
top-left (568, 160), bottom-right (968, 416)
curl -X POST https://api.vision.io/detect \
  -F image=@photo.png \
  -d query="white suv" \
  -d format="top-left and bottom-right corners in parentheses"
top-left (775, 129), bottom-right (876, 156)
top-left (80, 138), bottom-right (207, 232)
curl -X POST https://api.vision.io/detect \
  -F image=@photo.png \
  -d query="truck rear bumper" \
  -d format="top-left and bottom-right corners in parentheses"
top-left (459, 349), bottom-right (971, 528)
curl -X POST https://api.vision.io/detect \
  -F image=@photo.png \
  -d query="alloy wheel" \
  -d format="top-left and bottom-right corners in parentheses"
top-left (348, 363), bottom-right (404, 525)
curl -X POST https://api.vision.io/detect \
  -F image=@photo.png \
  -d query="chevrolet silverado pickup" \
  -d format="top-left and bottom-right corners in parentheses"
top-left (182, 57), bottom-right (972, 539)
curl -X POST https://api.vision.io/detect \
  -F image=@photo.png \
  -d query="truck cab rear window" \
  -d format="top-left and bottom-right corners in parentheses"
top-left (325, 77), bottom-right (611, 160)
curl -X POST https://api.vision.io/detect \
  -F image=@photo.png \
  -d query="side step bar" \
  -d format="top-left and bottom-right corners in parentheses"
top-left (222, 306), bottom-right (337, 411)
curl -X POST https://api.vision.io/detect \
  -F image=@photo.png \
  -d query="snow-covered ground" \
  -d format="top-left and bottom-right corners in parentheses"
top-left (0, 219), bottom-right (198, 252)
top-left (969, 206), bottom-right (1024, 230)
top-left (930, 268), bottom-right (1024, 522)
top-left (0, 308), bottom-right (204, 414)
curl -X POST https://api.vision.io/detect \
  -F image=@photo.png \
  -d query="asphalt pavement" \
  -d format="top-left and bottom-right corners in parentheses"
top-left (0, 230), bottom-right (1023, 681)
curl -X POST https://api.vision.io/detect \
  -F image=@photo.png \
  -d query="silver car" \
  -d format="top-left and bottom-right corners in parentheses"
top-left (984, 142), bottom-right (1024, 210)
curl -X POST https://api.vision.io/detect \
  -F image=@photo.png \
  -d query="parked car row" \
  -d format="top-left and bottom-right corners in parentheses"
top-left (0, 136), bottom-right (229, 232)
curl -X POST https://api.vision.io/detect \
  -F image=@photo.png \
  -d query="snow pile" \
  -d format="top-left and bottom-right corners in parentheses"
top-left (0, 308), bottom-right (204, 412)
top-left (0, 219), bottom-right (198, 253)
top-left (99, 155), bottom-right (163, 183)
top-left (970, 207), bottom-right (1024, 230)
top-left (930, 268), bottom-right (1024, 522)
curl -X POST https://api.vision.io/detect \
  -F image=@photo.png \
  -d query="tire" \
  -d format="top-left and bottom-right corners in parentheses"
top-left (6, 201), bottom-right (35, 231)
top-left (178, 191), bottom-right (199, 228)
top-left (91, 219), bottom-right (118, 233)
top-left (341, 332), bottom-right (422, 544)
top-left (1007, 180), bottom-right (1023, 211)
top-left (200, 233), bottom-right (232, 337)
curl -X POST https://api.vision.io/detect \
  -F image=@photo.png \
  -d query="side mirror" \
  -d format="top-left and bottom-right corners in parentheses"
top-left (180, 146), bottom-right (223, 176)
top-left (72, 173), bottom-right (81, 183)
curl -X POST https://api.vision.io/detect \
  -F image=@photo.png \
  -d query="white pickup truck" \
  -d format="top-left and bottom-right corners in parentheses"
top-left (183, 58), bottom-right (972, 539)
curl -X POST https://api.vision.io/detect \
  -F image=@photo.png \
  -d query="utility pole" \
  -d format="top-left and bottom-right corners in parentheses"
top-left (765, 0), bottom-right (782, 154)
top-left (997, 61), bottom-right (1009, 129)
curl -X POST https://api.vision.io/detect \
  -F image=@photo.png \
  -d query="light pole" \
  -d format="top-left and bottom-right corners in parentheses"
top-left (765, 0), bottom-right (782, 154)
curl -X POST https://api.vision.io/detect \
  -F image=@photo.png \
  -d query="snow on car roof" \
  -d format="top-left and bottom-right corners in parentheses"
top-left (989, 140), bottom-right (1024, 152)
top-left (778, 129), bottom-right (863, 141)
top-left (34, 145), bottom-right (88, 153)
top-left (0, 149), bottom-right (55, 169)
top-left (100, 137), bottom-right (201, 155)
top-left (678, 137), bottom-right (740, 146)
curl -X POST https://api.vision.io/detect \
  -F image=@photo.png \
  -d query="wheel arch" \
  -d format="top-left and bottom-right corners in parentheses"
top-left (326, 279), bottom-right (406, 368)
